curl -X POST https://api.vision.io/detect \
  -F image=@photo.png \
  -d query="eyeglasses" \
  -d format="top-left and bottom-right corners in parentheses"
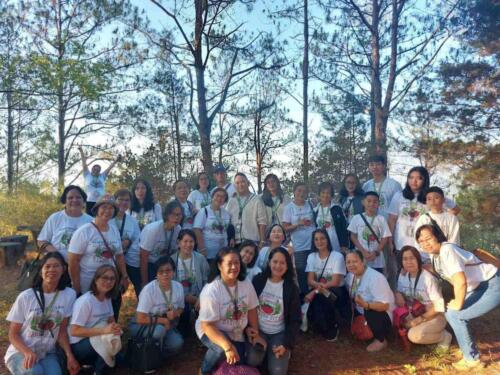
top-left (99, 276), bottom-right (116, 282)
top-left (157, 269), bottom-right (174, 275)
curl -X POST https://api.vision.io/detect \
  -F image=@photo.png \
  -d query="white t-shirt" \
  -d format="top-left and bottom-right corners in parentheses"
top-left (258, 279), bottom-right (285, 335)
top-left (347, 213), bottom-right (391, 269)
top-left (362, 177), bottom-right (402, 219)
top-left (397, 269), bottom-right (444, 312)
top-left (69, 291), bottom-right (114, 344)
top-left (137, 280), bottom-right (185, 316)
top-left (111, 214), bottom-right (141, 268)
top-left (188, 190), bottom-right (212, 211)
top-left (282, 201), bottom-right (315, 252)
top-left (256, 246), bottom-right (288, 270)
top-left (431, 243), bottom-right (498, 293)
top-left (83, 171), bottom-right (107, 203)
top-left (415, 211), bottom-right (460, 246)
top-left (226, 193), bottom-right (268, 243)
top-left (388, 192), bottom-right (428, 251)
top-left (139, 221), bottom-right (181, 263)
top-left (196, 278), bottom-right (259, 342)
top-left (5, 288), bottom-right (76, 363)
top-left (306, 251), bottom-right (346, 286)
top-left (68, 223), bottom-right (123, 293)
top-left (173, 255), bottom-right (198, 295)
top-left (179, 200), bottom-right (195, 229)
top-left (346, 267), bottom-right (395, 320)
top-left (246, 265), bottom-right (262, 282)
top-left (38, 210), bottom-right (93, 260)
top-left (314, 203), bottom-right (341, 252)
top-left (193, 206), bottom-right (231, 259)
top-left (129, 203), bottom-right (162, 230)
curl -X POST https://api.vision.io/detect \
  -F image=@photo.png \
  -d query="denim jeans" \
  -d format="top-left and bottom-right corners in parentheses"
top-left (294, 250), bottom-right (311, 295)
top-left (6, 352), bottom-right (61, 375)
top-left (128, 321), bottom-right (184, 357)
top-left (445, 271), bottom-right (500, 361)
top-left (71, 338), bottom-right (109, 375)
top-left (199, 333), bottom-right (247, 373)
top-left (246, 331), bottom-right (291, 375)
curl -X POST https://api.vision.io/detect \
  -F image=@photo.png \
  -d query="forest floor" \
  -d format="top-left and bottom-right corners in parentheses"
top-left (0, 260), bottom-right (499, 375)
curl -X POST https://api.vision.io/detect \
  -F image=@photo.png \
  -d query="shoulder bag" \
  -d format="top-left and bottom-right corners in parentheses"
top-left (126, 315), bottom-right (162, 372)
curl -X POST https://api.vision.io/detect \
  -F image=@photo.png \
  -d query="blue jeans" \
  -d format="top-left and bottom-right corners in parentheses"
top-left (445, 271), bottom-right (500, 361)
top-left (200, 333), bottom-right (247, 373)
top-left (294, 250), bottom-right (311, 295)
top-left (128, 321), bottom-right (184, 357)
top-left (71, 338), bottom-right (109, 375)
top-left (6, 352), bottom-right (61, 375)
top-left (246, 331), bottom-right (290, 375)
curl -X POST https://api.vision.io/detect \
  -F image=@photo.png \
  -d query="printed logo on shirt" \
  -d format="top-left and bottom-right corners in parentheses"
top-left (259, 298), bottom-right (281, 316)
top-left (60, 230), bottom-right (75, 247)
top-left (402, 201), bottom-right (426, 221)
top-left (29, 311), bottom-right (63, 337)
top-left (223, 299), bottom-right (248, 321)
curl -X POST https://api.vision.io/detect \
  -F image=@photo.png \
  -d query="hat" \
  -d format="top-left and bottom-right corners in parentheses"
top-left (89, 331), bottom-right (122, 367)
top-left (91, 193), bottom-right (119, 217)
top-left (213, 164), bottom-right (226, 173)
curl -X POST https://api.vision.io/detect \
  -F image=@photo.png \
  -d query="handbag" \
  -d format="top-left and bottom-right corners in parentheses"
top-left (17, 252), bottom-right (43, 291)
top-left (126, 315), bottom-right (162, 373)
top-left (349, 277), bottom-right (373, 341)
top-left (307, 252), bottom-right (337, 303)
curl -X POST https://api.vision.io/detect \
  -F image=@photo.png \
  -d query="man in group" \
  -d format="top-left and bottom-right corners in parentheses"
top-left (79, 146), bottom-right (121, 215)
top-left (210, 164), bottom-right (236, 201)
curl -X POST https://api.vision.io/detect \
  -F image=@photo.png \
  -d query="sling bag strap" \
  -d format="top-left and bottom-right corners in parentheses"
top-left (360, 214), bottom-right (380, 244)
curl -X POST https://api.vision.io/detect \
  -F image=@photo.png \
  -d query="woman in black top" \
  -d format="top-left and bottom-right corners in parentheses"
top-left (247, 247), bottom-right (301, 375)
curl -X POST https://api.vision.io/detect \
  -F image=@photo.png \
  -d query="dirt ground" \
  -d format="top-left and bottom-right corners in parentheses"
top-left (0, 263), bottom-right (499, 375)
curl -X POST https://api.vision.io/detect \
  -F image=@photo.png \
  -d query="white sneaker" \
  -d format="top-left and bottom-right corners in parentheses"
top-left (366, 339), bottom-right (387, 352)
top-left (437, 330), bottom-right (452, 350)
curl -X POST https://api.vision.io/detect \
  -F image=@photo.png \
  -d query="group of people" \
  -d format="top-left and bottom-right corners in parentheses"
top-left (4, 154), bottom-right (499, 375)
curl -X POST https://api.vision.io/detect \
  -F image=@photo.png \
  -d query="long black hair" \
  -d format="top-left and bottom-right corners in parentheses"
top-left (209, 247), bottom-right (247, 282)
top-left (261, 174), bottom-right (284, 207)
top-left (131, 178), bottom-right (155, 212)
top-left (310, 228), bottom-right (334, 253)
top-left (32, 252), bottom-right (70, 291)
top-left (238, 240), bottom-right (259, 268)
top-left (402, 166), bottom-right (430, 204)
top-left (339, 173), bottom-right (364, 198)
top-left (261, 247), bottom-right (295, 283)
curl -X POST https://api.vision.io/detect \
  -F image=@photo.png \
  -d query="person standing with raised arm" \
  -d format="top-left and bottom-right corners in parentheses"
top-left (78, 146), bottom-right (121, 215)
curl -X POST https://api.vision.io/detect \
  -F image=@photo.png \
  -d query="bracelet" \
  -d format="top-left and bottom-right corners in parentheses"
top-left (224, 347), bottom-right (233, 353)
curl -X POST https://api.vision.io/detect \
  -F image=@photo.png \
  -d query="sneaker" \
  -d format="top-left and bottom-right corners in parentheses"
top-left (437, 330), bottom-right (452, 350)
top-left (366, 339), bottom-right (387, 352)
top-left (326, 328), bottom-right (340, 342)
top-left (452, 358), bottom-right (484, 371)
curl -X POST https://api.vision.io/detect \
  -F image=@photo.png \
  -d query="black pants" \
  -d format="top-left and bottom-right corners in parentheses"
top-left (111, 292), bottom-right (122, 322)
top-left (308, 286), bottom-right (351, 338)
top-left (364, 309), bottom-right (392, 342)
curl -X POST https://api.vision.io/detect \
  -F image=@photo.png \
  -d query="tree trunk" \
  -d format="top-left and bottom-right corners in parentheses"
top-left (254, 113), bottom-right (263, 194)
top-left (6, 90), bottom-right (14, 193)
top-left (56, 0), bottom-right (66, 190)
top-left (302, 0), bottom-right (309, 183)
top-left (175, 114), bottom-right (182, 179)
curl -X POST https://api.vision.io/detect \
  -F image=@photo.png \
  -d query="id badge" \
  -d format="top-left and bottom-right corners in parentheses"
top-left (405, 224), bottom-right (414, 238)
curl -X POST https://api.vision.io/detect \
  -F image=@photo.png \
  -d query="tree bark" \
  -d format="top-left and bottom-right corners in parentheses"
top-left (6, 89), bottom-right (14, 193)
top-left (56, 0), bottom-right (66, 190)
top-left (302, 0), bottom-right (309, 183)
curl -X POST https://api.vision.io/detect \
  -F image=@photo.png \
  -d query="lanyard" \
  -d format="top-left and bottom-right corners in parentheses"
top-left (350, 272), bottom-right (364, 298)
top-left (373, 178), bottom-right (386, 196)
top-left (319, 204), bottom-right (331, 226)
top-left (200, 191), bottom-right (211, 207)
top-left (163, 227), bottom-right (174, 255)
top-left (271, 197), bottom-right (281, 223)
top-left (237, 194), bottom-right (253, 219)
top-left (221, 279), bottom-right (239, 316)
top-left (408, 271), bottom-right (422, 299)
top-left (159, 283), bottom-right (173, 309)
top-left (36, 290), bottom-right (60, 317)
top-left (213, 208), bottom-right (224, 227)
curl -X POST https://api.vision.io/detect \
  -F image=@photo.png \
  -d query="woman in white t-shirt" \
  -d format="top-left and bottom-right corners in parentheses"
top-left (171, 229), bottom-right (210, 335)
top-left (283, 182), bottom-right (315, 295)
top-left (196, 248), bottom-right (265, 374)
top-left (256, 224), bottom-right (292, 270)
top-left (247, 248), bottom-right (301, 375)
top-left (188, 172), bottom-right (212, 210)
top-left (304, 229), bottom-right (350, 341)
top-left (129, 257), bottom-right (185, 358)
top-left (38, 185), bottom-right (93, 261)
top-left (261, 174), bottom-right (291, 230)
top-left (388, 166), bottom-right (430, 255)
top-left (338, 173), bottom-right (364, 227)
top-left (112, 189), bottom-right (141, 297)
top-left (5, 252), bottom-right (78, 375)
top-left (239, 241), bottom-right (262, 282)
top-left (416, 224), bottom-right (499, 371)
top-left (69, 265), bottom-right (122, 374)
top-left (68, 195), bottom-right (129, 311)
top-left (395, 246), bottom-right (451, 348)
top-left (174, 180), bottom-right (196, 229)
top-left (193, 187), bottom-right (234, 262)
top-left (345, 250), bottom-right (395, 352)
top-left (139, 200), bottom-right (183, 287)
top-left (129, 178), bottom-right (162, 230)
